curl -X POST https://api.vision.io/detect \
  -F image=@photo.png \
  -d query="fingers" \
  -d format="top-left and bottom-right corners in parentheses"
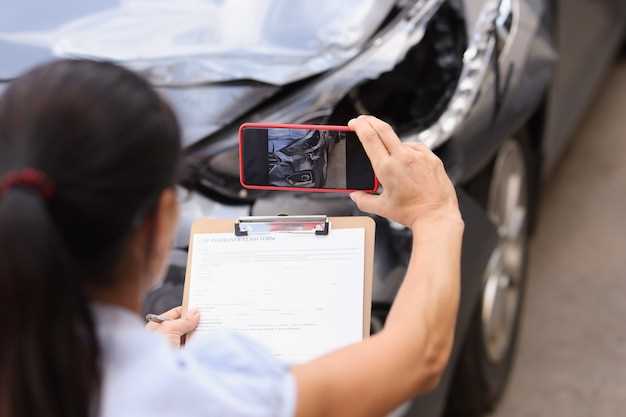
top-left (348, 117), bottom-right (389, 167)
top-left (350, 191), bottom-right (382, 215)
top-left (145, 320), bottom-right (160, 331)
top-left (145, 307), bottom-right (201, 348)
top-left (163, 309), bottom-right (200, 335)
top-left (362, 116), bottom-right (402, 152)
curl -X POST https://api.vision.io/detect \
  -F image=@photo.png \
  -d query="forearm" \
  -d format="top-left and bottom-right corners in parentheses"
top-left (383, 213), bottom-right (464, 390)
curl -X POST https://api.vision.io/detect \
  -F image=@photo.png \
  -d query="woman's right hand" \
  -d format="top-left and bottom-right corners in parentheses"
top-left (348, 115), bottom-right (462, 229)
top-left (145, 306), bottom-right (200, 348)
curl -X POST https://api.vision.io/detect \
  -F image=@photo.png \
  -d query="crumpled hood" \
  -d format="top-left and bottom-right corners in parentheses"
top-left (158, 83), bottom-right (278, 146)
top-left (0, 0), bottom-right (396, 86)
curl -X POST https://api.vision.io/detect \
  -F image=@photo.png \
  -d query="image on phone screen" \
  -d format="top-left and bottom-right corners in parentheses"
top-left (240, 126), bottom-right (376, 191)
top-left (268, 128), bottom-right (345, 188)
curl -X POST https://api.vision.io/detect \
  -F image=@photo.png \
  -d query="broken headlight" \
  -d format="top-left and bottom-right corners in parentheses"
top-left (189, 0), bottom-right (507, 200)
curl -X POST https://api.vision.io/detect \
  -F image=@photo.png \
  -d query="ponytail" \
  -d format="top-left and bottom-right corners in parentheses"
top-left (0, 189), bottom-right (100, 417)
top-left (0, 59), bottom-right (181, 417)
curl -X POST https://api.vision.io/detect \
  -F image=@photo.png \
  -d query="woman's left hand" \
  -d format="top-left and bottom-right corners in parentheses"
top-left (145, 306), bottom-right (200, 348)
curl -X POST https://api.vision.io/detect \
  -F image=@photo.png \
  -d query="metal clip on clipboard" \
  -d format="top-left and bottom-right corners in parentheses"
top-left (234, 215), bottom-right (330, 237)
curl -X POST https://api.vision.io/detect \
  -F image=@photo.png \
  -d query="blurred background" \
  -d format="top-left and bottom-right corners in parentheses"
top-left (1, 1), bottom-right (625, 416)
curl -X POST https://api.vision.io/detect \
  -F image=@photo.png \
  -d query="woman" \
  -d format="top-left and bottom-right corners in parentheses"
top-left (0, 60), bottom-right (464, 417)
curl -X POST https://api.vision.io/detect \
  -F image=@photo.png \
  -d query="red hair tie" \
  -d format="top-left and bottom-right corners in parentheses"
top-left (0, 168), bottom-right (56, 200)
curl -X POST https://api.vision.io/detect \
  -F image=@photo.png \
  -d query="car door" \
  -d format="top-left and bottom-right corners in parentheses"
top-left (543, 0), bottom-right (626, 175)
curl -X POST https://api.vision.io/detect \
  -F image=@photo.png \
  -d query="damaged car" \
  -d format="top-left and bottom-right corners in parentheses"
top-left (267, 129), bottom-right (331, 188)
top-left (2, 0), bottom-right (626, 416)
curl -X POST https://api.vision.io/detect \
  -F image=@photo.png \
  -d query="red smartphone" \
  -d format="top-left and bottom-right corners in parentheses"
top-left (238, 123), bottom-right (379, 193)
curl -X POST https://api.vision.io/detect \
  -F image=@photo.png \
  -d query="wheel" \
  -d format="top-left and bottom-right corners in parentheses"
top-left (445, 137), bottom-right (534, 416)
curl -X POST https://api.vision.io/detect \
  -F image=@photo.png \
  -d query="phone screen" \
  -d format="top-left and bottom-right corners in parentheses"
top-left (240, 126), bottom-right (377, 191)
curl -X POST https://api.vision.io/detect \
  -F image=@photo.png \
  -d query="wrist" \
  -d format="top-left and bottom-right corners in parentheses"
top-left (410, 206), bottom-right (464, 234)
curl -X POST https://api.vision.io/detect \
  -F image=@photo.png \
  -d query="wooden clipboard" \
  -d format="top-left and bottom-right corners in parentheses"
top-left (182, 215), bottom-right (375, 337)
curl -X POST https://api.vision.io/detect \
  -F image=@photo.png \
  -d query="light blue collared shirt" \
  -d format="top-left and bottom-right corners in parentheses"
top-left (93, 304), bottom-right (296, 417)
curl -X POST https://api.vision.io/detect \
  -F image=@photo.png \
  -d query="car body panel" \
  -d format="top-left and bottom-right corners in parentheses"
top-left (443, 0), bottom-right (556, 184)
top-left (0, 0), bottom-right (398, 144)
top-left (183, 1), bottom-right (446, 159)
top-left (543, 0), bottom-right (626, 175)
top-left (0, 0), bottom-right (396, 85)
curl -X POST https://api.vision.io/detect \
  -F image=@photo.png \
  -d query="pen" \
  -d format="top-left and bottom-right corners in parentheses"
top-left (145, 313), bottom-right (171, 324)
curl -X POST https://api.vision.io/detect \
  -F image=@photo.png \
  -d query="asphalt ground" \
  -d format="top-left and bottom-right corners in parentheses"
top-left (491, 60), bottom-right (626, 416)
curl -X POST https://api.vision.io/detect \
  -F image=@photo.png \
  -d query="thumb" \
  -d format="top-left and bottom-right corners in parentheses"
top-left (350, 191), bottom-right (381, 215)
top-left (165, 309), bottom-right (200, 335)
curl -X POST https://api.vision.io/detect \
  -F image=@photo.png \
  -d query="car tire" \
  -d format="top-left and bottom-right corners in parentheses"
top-left (445, 135), bottom-right (537, 416)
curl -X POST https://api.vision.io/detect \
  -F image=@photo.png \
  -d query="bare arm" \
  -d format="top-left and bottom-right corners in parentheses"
top-left (292, 116), bottom-right (464, 417)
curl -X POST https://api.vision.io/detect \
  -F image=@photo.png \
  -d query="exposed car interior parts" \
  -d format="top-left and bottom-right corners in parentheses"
top-left (343, 3), bottom-right (467, 133)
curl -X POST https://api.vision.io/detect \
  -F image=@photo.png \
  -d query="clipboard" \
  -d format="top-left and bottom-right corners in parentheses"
top-left (182, 215), bottom-right (375, 338)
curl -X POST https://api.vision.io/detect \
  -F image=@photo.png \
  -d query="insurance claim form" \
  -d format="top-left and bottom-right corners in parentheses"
top-left (187, 228), bottom-right (364, 363)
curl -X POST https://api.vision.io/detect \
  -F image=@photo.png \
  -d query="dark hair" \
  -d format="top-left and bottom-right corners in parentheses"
top-left (0, 60), bottom-right (182, 417)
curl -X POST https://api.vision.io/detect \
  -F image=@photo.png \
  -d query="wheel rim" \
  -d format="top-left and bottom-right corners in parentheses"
top-left (481, 139), bottom-right (528, 364)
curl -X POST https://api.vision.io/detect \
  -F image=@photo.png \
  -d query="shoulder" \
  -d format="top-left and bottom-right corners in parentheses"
top-left (99, 328), bottom-right (296, 417)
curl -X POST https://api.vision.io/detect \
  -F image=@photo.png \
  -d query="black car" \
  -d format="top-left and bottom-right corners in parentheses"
top-left (2, 1), bottom-right (625, 416)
